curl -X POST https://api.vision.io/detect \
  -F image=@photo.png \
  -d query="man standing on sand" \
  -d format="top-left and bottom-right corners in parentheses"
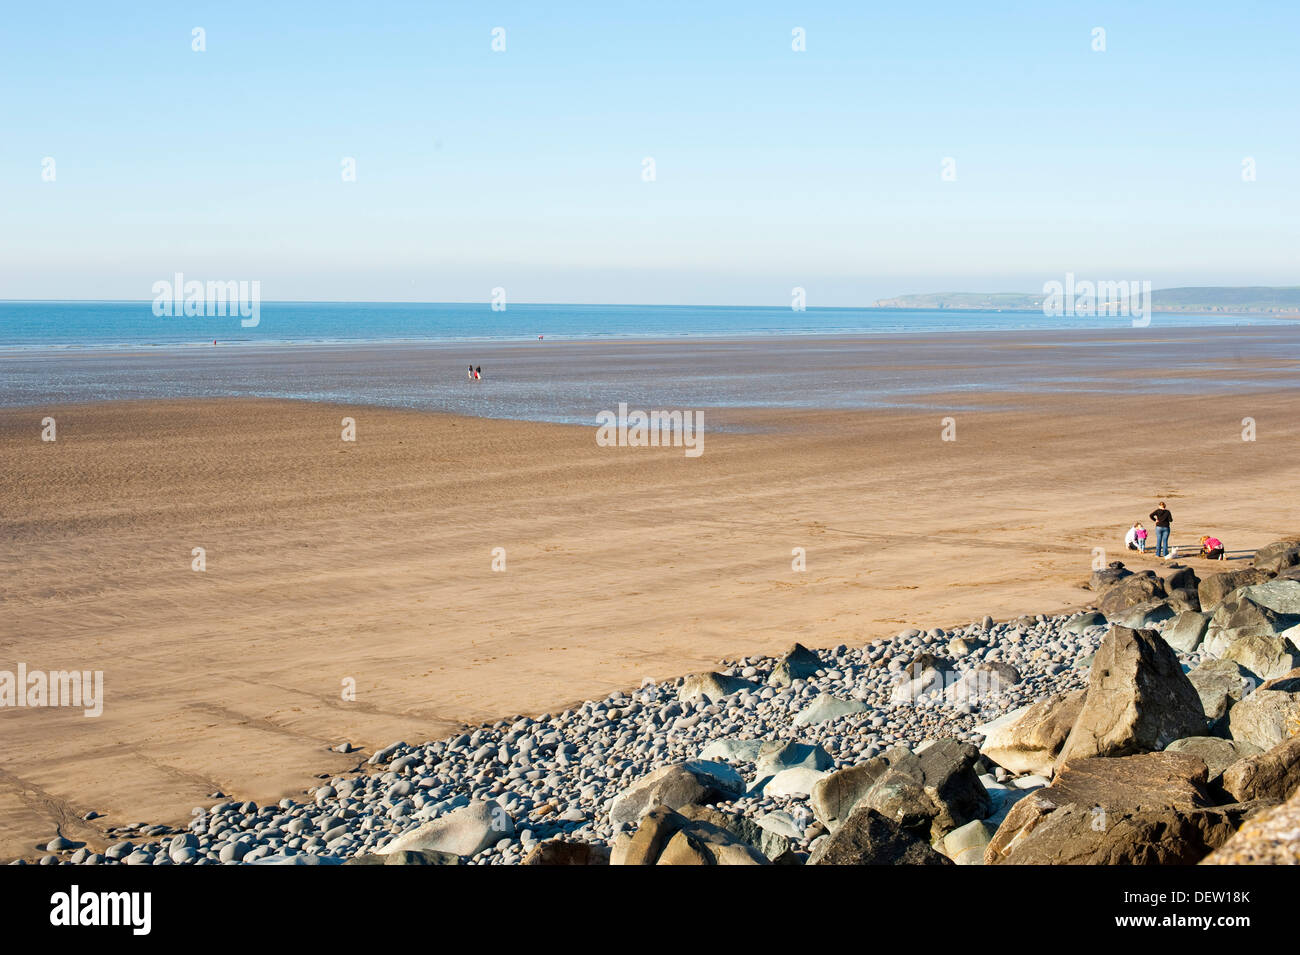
top-left (1149, 501), bottom-right (1173, 558)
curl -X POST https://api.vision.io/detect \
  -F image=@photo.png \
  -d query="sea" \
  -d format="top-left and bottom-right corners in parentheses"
top-left (0, 300), bottom-right (1286, 350)
top-left (2, 301), bottom-right (1297, 424)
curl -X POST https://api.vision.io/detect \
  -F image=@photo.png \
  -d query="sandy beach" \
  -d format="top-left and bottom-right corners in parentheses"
top-left (3, 374), bottom-right (1300, 859)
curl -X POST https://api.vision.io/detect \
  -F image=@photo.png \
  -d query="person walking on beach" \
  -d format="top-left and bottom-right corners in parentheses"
top-left (467, 364), bottom-right (474, 381)
top-left (474, 365), bottom-right (482, 380)
top-left (1149, 501), bottom-right (1173, 558)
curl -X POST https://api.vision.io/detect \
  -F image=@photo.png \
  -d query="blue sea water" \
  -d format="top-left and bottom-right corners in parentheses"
top-left (0, 300), bottom-right (1286, 350)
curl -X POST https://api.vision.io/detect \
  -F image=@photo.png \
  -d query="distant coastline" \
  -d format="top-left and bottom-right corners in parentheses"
top-left (874, 286), bottom-right (1300, 316)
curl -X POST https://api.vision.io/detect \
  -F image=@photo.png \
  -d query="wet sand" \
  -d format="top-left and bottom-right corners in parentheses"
top-left (3, 371), bottom-right (1300, 858)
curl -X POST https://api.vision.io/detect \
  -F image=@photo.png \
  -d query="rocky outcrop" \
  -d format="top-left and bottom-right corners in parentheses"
top-left (1054, 627), bottom-right (1205, 768)
top-left (977, 690), bottom-right (1085, 776)
top-left (807, 806), bottom-right (952, 865)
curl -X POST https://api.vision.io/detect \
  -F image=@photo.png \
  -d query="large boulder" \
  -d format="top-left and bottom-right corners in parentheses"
top-left (1113, 599), bottom-right (1176, 630)
top-left (677, 804), bottom-right (796, 863)
top-left (977, 690), bottom-right (1086, 776)
top-left (1164, 736), bottom-right (1259, 782)
top-left (1098, 573), bottom-right (1166, 617)
top-left (988, 802), bottom-right (1259, 865)
top-left (1203, 581), bottom-right (1300, 679)
top-left (1163, 611), bottom-right (1210, 653)
top-left (1055, 626), bottom-right (1205, 769)
top-left (768, 643), bottom-right (823, 686)
top-left (1227, 669), bottom-right (1300, 752)
top-left (807, 806), bottom-right (953, 866)
top-left (1186, 658), bottom-right (1256, 732)
top-left (611, 805), bottom-right (768, 865)
top-left (810, 740), bottom-right (990, 839)
top-left (857, 740), bottom-right (991, 839)
top-left (1253, 540), bottom-right (1300, 575)
top-left (376, 799), bottom-right (513, 858)
top-left (1199, 568), bottom-right (1274, 612)
top-left (811, 754), bottom-right (901, 831)
top-left (753, 741), bottom-right (833, 780)
top-left (1062, 611), bottom-right (1107, 636)
top-left (943, 662), bottom-right (1021, 706)
top-left (1204, 789), bottom-right (1300, 864)
top-left (1222, 736), bottom-right (1300, 803)
top-left (1163, 565), bottom-right (1201, 593)
top-left (610, 806), bottom-right (684, 865)
top-left (344, 849), bottom-right (461, 865)
top-left (986, 752), bottom-right (1214, 864)
top-left (939, 819), bottom-right (994, 865)
top-left (1166, 587), bottom-right (1202, 614)
top-left (1212, 633), bottom-right (1300, 683)
top-left (607, 760), bottom-right (745, 827)
top-left (678, 671), bottom-right (758, 703)
top-left (521, 841), bottom-right (611, 865)
top-left (794, 694), bottom-right (869, 726)
top-left (1089, 561), bottom-right (1132, 593)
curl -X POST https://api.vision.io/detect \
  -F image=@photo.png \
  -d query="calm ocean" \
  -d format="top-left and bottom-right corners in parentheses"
top-left (0, 300), bottom-right (1283, 350)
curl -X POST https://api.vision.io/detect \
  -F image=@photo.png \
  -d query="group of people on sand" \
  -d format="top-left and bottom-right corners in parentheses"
top-left (1125, 500), bottom-right (1225, 561)
top-left (466, 364), bottom-right (483, 381)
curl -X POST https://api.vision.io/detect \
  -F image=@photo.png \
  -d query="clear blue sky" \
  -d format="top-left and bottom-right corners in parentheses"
top-left (2, 1), bottom-right (1296, 305)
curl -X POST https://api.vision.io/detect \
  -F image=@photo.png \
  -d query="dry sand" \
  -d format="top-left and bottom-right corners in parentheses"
top-left (2, 390), bottom-right (1300, 858)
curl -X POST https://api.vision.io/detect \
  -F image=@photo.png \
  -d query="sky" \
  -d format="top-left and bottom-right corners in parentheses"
top-left (1, 1), bottom-right (1297, 306)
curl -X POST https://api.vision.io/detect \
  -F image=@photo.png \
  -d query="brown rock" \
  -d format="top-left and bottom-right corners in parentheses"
top-left (1222, 736), bottom-right (1300, 802)
top-left (1199, 567), bottom-right (1274, 611)
top-left (1098, 574), bottom-right (1166, 617)
top-left (988, 802), bottom-right (1260, 865)
top-left (521, 840), bottom-right (611, 865)
top-left (978, 690), bottom-right (1085, 776)
top-left (1055, 627), bottom-right (1205, 769)
top-left (986, 752), bottom-right (1214, 863)
top-left (610, 806), bottom-right (686, 865)
top-left (807, 806), bottom-right (952, 866)
top-left (1253, 539), bottom-right (1300, 575)
top-left (1204, 789), bottom-right (1300, 864)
